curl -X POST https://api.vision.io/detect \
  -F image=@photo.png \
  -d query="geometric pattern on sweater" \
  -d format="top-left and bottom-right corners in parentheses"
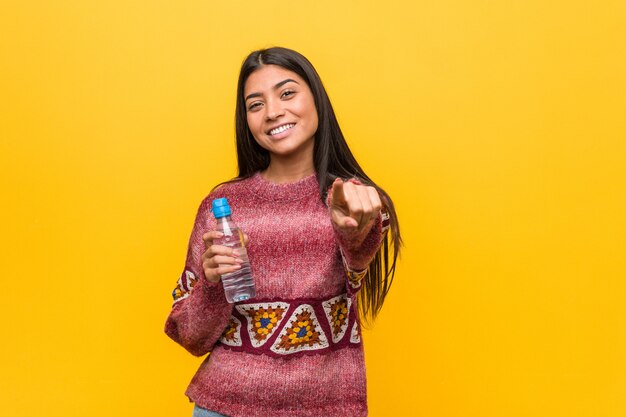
top-left (171, 270), bottom-right (198, 304)
top-left (220, 316), bottom-right (242, 347)
top-left (381, 209), bottom-right (390, 234)
top-left (235, 302), bottom-right (290, 348)
top-left (346, 268), bottom-right (367, 290)
top-left (321, 294), bottom-right (352, 343)
top-left (216, 294), bottom-right (362, 358)
top-left (270, 304), bottom-right (329, 355)
top-left (340, 249), bottom-right (367, 290)
top-left (350, 321), bottom-right (361, 344)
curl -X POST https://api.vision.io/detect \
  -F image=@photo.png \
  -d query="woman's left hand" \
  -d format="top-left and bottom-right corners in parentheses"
top-left (329, 178), bottom-right (382, 234)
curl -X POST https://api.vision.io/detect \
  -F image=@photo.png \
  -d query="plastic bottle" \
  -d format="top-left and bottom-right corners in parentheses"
top-left (211, 197), bottom-right (256, 303)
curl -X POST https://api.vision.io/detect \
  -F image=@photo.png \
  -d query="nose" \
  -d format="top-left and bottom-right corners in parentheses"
top-left (265, 99), bottom-right (285, 121)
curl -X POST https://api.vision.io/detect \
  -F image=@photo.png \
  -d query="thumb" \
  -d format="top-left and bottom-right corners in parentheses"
top-left (334, 214), bottom-right (358, 229)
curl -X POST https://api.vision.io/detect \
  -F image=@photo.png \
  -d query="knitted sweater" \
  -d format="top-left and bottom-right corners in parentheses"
top-left (165, 172), bottom-right (385, 417)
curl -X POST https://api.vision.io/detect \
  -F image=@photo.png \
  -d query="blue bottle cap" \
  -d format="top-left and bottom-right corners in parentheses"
top-left (211, 198), bottom-right (231, 219)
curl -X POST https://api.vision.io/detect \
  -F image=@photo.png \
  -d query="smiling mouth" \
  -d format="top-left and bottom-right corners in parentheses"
top-left (268, 123), bottom-right (295, 136)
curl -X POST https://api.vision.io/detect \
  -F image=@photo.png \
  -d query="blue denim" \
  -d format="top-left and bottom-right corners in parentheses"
top-left (192, 405), bottom-right (228, 417)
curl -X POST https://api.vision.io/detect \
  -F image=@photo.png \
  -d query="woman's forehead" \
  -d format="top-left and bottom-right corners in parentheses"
top-left (244, 65), bottom-right (306, 94)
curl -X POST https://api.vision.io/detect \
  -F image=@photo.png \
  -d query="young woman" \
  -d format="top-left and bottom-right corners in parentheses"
top-left (165, 47), bottom-right (401, 417)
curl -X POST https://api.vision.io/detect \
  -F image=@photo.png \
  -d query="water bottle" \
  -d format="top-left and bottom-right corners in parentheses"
top-left (211, 198), bottom-right (256, 303)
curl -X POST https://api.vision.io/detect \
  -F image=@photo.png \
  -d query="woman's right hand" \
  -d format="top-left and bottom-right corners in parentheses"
top-left (201, 231), bottom-right (249, 283)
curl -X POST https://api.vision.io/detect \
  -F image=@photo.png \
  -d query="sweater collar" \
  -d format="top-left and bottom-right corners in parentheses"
top-left (248, 171), bottom-right (319, 202)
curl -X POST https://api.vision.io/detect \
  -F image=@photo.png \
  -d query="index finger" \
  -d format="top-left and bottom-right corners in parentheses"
top-left (202, 230), bottom-right (224, 249)
top-left (330, 178), bottom-right (347, 208)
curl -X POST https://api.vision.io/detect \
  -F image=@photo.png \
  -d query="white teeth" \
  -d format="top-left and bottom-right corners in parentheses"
top-left (269, 123), bottom-right (295, 135)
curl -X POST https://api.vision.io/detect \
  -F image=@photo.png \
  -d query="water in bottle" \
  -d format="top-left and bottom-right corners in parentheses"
top-left (211, 198), bottom-right (256, 303)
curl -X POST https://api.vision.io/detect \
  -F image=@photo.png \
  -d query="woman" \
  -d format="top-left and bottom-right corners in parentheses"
top-left (165, 46), bottom-right (401, 417)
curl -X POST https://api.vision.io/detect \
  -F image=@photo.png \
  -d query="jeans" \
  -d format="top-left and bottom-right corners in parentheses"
top-left (192, 405), bottom-right (228, 417)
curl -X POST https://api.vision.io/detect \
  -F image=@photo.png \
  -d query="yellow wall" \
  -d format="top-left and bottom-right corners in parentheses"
top-left (1, 1), bottom-right (625, 416)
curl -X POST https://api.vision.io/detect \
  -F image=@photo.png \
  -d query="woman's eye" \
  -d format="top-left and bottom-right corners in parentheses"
top-left (248, 102), bottom-right (262, 111)
top-left (281, 90), bottom-right (295, 98)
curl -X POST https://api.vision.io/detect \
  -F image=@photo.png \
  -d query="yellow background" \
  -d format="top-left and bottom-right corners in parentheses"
top-left (1, 1), bottom-right (625, 416)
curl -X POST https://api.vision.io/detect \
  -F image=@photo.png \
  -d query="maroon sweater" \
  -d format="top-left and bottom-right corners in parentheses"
top-left (165, 172), bottom-right (384, 417)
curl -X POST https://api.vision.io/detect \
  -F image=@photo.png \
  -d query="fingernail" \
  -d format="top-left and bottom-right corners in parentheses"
top-left (235, 258), bottom-right (244, 264)
top-left (216, 232), bottom-right (224, 237)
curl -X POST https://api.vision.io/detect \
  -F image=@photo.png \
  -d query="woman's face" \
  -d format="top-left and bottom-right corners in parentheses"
top-left (244, 65), bottom-right (319, 163)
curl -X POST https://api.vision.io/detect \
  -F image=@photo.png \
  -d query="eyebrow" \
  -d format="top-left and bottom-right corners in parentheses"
top-left (245, 79), bottom-right (299, 102)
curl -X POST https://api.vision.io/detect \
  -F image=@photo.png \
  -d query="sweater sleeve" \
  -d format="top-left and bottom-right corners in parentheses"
top-left (164, 197), bottom-right (233, 357)
top-left (327, 179), bottom-right (389, 293)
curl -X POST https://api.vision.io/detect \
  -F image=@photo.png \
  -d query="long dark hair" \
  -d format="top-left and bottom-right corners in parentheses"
top-left (232, 46), bottom-right (402, 322)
